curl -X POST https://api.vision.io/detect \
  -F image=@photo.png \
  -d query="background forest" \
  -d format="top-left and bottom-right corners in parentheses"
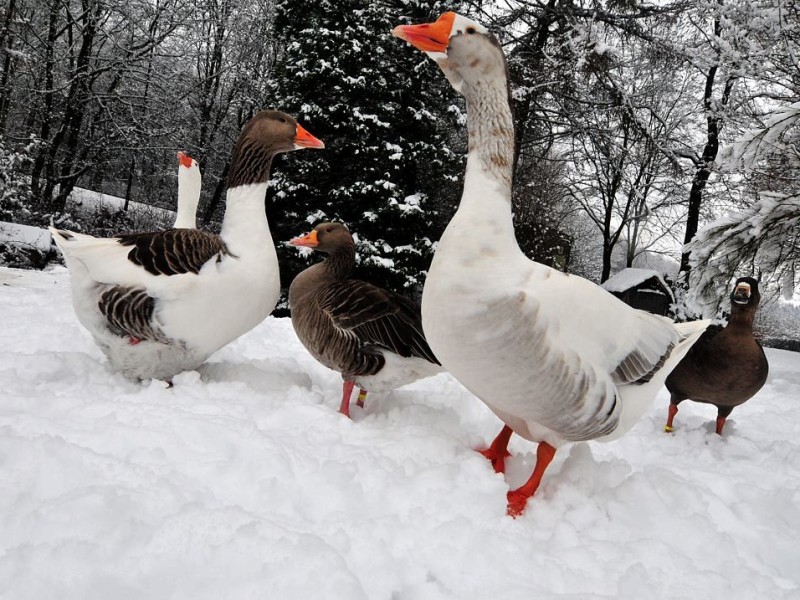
top-left (0, 0), bottom-right (798, 334)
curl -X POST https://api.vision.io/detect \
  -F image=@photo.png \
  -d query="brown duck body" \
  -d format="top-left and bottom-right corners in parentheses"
top-left (288, 223), bottom-right (441, 415)
top-left (665, 277), bottom-right (769, 433)
top-left (665, 323), bottom-right (768, 407)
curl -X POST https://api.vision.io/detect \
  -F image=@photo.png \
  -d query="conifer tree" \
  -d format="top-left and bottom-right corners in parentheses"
top-left (267, 0), bottom-right (465, 298)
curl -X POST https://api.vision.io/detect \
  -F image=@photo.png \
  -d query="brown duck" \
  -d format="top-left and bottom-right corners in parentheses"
top-left (665, 277), bottom-right (769, 435)
top-left (288, 222), bottom-right (443, 417)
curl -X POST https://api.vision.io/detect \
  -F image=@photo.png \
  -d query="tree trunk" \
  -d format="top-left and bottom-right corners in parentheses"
top-left (679, 13), bottom-right (737, 275)
top-left (124, 156), bottom-right (136, 211)
top-left (202, 160), bottom-right (230, 224)
top-left (49, 0), bottom-right (102, 212)
top-left (601, 240), bottom-right (613, 283)
top-left (30, 0), bottom-right (61, 199)
top-left (510, 0), bottom-right (558, 178)
top-left (0, 0), bottom-right (18, 132)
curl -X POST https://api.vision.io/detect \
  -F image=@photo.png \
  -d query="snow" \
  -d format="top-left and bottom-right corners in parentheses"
top-left (717, 102), bottom-right (800, 172)
top-left (66, 187), bottom-right (177, 229)
top-left (687, 192), bottom-right (800, 311)
top-left (0, 186), bottom-right (177, 254)
top-left (0, 221), bottom-right (51, 253)
top-left (2, 266), bottom-right (799, 599)
top-left (601, 267), bottom-right (673, 299)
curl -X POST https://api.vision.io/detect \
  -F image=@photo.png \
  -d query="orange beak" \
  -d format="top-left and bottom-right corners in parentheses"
top-left (290, 229), bottom-right (319, 247)
top-left (392, 12), bottom-right (455, 53)
top-left (177, 151), bottom-right (193, 168)
top-left (294, 124), bottom-right (325, 149)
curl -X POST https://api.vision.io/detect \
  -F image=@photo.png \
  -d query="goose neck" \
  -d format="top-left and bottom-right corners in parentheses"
top-left (463, 78), bottom-right (515, 196)
top-left (728, 305), bottom-right (756, 330)
top-left (220, 183), bottom-right (270, 240)
top-left (174, 201), bottom-right (198, 229)
top-left (324, 245), bottom-right (355, 281)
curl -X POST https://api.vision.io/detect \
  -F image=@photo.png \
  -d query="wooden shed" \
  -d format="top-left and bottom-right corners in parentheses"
top-left (601, 268), bottom-right (674, 316)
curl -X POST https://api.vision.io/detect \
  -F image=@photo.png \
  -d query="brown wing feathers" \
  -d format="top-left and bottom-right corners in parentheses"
top-left (323, 280), bottom-right (440, 365)
top-left (98, 286), bottom-right (169, 343)
top-left (611, 344), bottom-right (673, 385)
top-left (116, 229), bottom-right (230, 276)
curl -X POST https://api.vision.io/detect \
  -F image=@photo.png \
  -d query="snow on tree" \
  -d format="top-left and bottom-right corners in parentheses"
top-left (266, 0), bottom-right (465, 298)
top-left (718, 103), bottom-right (800, 172)
top-left (690, 28), bottom-right (799, 315)
top-left (687, 191), bottom-right (800, 313)
top-left (675, 0), bottom-right (798, 275)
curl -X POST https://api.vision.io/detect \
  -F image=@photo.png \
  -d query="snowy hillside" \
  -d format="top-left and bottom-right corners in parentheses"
top-left (65, 186), bottom-right (178, 229)
top-left (1, 267), bottom-right (799, 600)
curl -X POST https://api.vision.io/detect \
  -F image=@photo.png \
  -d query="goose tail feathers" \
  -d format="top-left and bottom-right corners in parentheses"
top-left (600, 319), bottom-right (711, 442)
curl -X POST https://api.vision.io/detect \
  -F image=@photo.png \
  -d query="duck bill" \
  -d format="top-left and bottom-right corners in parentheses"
top-left (177, 151), bottom-right (193, 168)
top-left (290, 230), bottom-right (319, 248)
top-left (392, 12), bottom-right (455, 53)
top-left (733, 283), bottom-right (752, 304)
top-left (294, 124), bottom-right (325, 150)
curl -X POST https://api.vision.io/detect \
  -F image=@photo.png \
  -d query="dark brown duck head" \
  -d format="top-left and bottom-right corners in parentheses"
top-left (227, 110), bottom-right (324, 188)
top-left (290, 222), bottom-right (354, 254)
top-left (729, 276), bottom-right (761, 326)
top-left (290, 222), bottom-right (355, 280)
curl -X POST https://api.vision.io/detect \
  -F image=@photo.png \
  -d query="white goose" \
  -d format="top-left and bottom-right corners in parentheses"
top-left (174, 151), bottom-right (201, 229)
top-left (50, 110), bottom-right (324, 383)
top-left (394, 13), bottom-right (709, 516)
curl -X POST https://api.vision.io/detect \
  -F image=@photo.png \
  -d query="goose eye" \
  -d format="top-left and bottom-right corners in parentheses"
top-left (466, 27), bottom-right (476, 34)
top-left (279, 117), bottom-right (288, 123)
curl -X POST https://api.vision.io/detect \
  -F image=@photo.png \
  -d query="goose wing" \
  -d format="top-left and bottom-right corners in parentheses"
top-left (456, 266), bottom-right (685, 442)
top-left (319, 280), bottom-right (439, 364)
top-left (116, 229), bottom-right (230, 276)
top-left (532, 269), bottom-right (680, 387)
top-left (98, 285), bottom-right (169, 343)
top-left (50, 227), bottom-right (230, 288)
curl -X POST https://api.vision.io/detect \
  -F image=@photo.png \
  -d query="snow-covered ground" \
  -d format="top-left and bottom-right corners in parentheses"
top-left (1, 266), bottom-right (799, 600)
top-left (0, 222), bottom-right (52, 253)
top-left (62, 186), bottom-right (178, 230)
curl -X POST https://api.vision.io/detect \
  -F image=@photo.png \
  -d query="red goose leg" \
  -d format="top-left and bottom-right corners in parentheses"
top-left (356, 388), bottom-right (368, 408)
top-left (664, 404), bottom-right (679, 432)
top-left (715, 406), bottom-right (733, 435)
top-left (478, 424), bottom-right (513, 473)
top-left (339, 380), bottom-right (355, 418)
top-left (507, 442), bottom-right (557, 517)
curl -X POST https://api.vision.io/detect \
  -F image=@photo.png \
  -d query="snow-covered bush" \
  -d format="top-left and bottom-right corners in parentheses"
top-left (0, 136), bottom-right (36, 224)
top-left (0, 136), bottom-right (143, 269)
top-left (755, 297), bottom-right (800, 351)
top-left (0, 137), bottom-right (53, 268)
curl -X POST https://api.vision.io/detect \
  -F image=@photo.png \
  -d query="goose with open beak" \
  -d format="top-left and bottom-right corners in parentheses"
top-left (394, 13), bottom-right (709, 516)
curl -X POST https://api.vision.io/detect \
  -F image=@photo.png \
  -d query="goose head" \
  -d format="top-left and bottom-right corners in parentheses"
top-left (290, 222), bottom-right (354, 254)
top-left (392, 12), bottom-right (507, 95)
top-left (731, 277), bottom-right (761, 308)
top-left (177, 150), bottom-right (199, 172)
top-left (175, 151), bottom-right (201, 229)
top-left (227, 110), bottom-right (324, 188)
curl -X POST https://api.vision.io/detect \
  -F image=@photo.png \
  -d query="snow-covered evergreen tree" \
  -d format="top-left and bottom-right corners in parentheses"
top-left (266, 0), bottom-right (465, 297)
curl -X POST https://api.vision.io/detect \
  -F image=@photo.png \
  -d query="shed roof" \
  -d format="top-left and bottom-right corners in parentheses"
top-left (601, 268), bottom-right (674, 300)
